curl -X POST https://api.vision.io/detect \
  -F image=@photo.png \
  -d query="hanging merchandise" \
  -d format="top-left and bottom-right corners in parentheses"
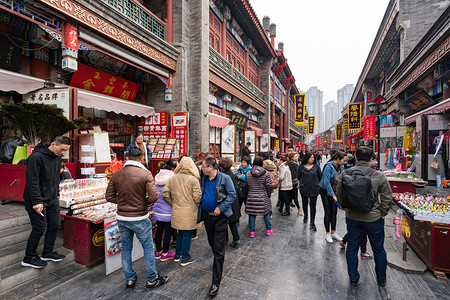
top-left (403, 127), bottom-right (414, 151)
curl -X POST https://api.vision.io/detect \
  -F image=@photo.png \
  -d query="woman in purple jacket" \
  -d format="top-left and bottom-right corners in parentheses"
top-left (153, 159), bottom-right (178, 261)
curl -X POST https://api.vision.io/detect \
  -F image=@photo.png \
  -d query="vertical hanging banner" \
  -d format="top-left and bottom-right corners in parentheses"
top-left (366, 91), bottom-right (372, 103)
top-left (294, 94), bottom-right (306, 126)
top-left (335, 124), bottom-right (343, 142)
top-left (171, 112), bottom-right (189, 156)
top-left (307, 116), bottom-right (315, 135)
top-left (364, 116), bottom-right (377, 140)
top-left (348, 103), bottom-right (362, 130)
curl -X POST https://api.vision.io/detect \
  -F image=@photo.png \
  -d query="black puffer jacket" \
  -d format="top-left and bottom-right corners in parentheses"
top-left (245, 165), bottom-right (272, 215)
top-left (222, 169), bottom-right (241, 223)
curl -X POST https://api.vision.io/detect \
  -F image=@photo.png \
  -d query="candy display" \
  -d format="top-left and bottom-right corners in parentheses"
top-left (393, 193), bottom-right (450, 224)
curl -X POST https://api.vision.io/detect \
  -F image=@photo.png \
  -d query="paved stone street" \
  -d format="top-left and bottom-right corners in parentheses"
top-left (27, 192), bottom-right (449, 300)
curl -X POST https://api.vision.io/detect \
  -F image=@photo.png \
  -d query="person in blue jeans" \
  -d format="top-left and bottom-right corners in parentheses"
top-left (106, 147), bottom-right (169, 288)
top-left (336, 146), bottom-right (392, 287)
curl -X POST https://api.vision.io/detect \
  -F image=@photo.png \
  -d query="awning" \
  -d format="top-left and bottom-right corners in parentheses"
top-left (249, 126), bottom-right (263, 137)
top-left (284, 138), bottom-right (291, 143)
top-left (77, 89), bottom-right (155, 118)
top-left (405, 97), bottom-right (450, 124)
top-left (270, 128), bottom-right (278, 138)
top-left (0, 68), bottom-right (46, 94)
top-left (352, 129), bottom-right (365, 138)
top-left (209, 113), bottom-right (230, 128)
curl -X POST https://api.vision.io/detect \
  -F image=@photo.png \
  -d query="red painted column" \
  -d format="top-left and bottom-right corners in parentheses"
top-left (30, 46), bottom-right (50, 80)
top-left (165, 0), bottom-right (173, 43)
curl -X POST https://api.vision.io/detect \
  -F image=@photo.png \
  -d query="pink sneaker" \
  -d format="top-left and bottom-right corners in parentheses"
top-left (155, 251), bottom-right (162, 260)
top-left (266, 228), bottom-right (274, 236)
top-left (160, 252), bottom-right (175, 261)
top-left (249, 232), bottom-right (255, 238)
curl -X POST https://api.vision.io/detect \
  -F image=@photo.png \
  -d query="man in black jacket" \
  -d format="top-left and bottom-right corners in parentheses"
top-left (241, 142), bottom-right (251, 160)
top-left (21, 136), bottom-right (71, 268)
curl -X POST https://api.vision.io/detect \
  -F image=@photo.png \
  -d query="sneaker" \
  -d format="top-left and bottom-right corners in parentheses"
top-left (249, 232), bottom-right (255, 238)
top-left (146, 274), bottom-right (169, 288)
top-left (191, 234), bottom-right (198, 240)
top-left (155, 251), bottom-right (162, 260)
top-left (21, 256), bottom-right (47, 269)
top-left (229, 240), bottom-right (240, 248)
top-left (298, 208), bottom-right (303, 216)
top-left (331, 233), bottom-right (342, 242)
top-left (339, 241), bottom-right (346, 249)
top-left (325, 234), bottom-right (333, 243)
top-left (170, 240), bottom-right (177, 247)
top-left (377, 280), bottom-right (386, 287)
top-left (310, 223), bottom-right (317, 231)
top-left (41, 251), bottom-right (65, 262)
top-left (126, 275), bottom-right (137, 288)
top-left (180, 256), bottom-right (196, 267)
top-left (161, 252), bottom-right (175, 261)
top-left (266, 228), bottom-right (273, 236)
top-left (360, 252), bottom-right (373, 259)
top-left (174, 255), bottom-right (181, 263)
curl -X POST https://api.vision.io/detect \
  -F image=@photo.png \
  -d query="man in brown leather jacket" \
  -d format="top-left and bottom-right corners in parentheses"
top-left (106, 147), bottom-right (168, 289)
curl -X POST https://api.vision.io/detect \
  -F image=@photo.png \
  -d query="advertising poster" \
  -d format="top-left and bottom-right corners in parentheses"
top-left (137, 112), bottom-right (169, 142)
top-left (221, 125), bottom-right (235, 154)
top-left (171, 112), bottom-right (189, 156)
top-left (294, 94), bottom-right (306, 126)
top-left (104, 220), bottom-right (122, 256)
top-left (261, 134), bottom-right (269, 152)
top-left (380, 114), bottom-right (394, 127)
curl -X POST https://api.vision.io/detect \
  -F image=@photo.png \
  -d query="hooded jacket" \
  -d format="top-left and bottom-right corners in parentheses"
top-left (245, 165), bottom-right (272, 215)
top-left (153, 169), bottom-right (175, 222)
top-left (162, 157), bottom-right (202, 230)
top-left (23, 143), bottom-right (62, 206)
top-left (278, 163), bottom-right (293, 191)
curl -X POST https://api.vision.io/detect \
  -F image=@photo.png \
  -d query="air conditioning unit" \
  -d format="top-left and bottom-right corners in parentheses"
top-left (221, 94), bottom-right (232, 102)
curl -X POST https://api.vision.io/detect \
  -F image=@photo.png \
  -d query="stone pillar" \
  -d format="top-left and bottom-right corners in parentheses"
top-left (258, 56), bottom-right (274, 135)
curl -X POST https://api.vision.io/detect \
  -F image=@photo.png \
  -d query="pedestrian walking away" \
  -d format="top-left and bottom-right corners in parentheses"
top-left (288, 152), bottom-right (302, 215)
top-left (22, 136), bottom-right (71, 269)
top-left (336, 146), bottom-right (392, 287)
top-left (278, 155), bottom-right (293, 216)
top-left (319, 151), bottom-right (347, 243)
top-left (106, 147), bottom-right (168, 289)
top-left (200, 157), bottom-right (237, 297)
top-left (298, 152), bottom-right (322, 231)
top-left (162, 156), bottom-right (202, 266)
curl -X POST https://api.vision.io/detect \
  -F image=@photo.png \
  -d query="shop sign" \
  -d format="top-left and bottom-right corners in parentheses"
top-left (348, 103), bottom-right (361, 130)
top-left (350, 144), bottom-right (356, 151)
top-left (209, 93), bottom-right (222, 108)
top-left (23, 88), bottom-right (70, 119)
top-left (0, 32), bottom-right (21, 72)
top-left (380, 126), bottom-right (396, 138)
top-left (307, 116), bottom-right (315, 135)
top-left (65, 23), bottom-right (78, 50)
top-left (70, 63), bottom-right (140, 101)
top-left (274, 139), bottom-right (279, 149)
top-left (364, 116), bottom-right (377, 140)
top-left (335, 124), bottom-right (343, 142)
top-left (229, 111), bottom-right (248, 129)
top-left (137, 112), bottom-right (169, 142)
top-left (346, 137), bottom-right (351, 146)
top-left (366, 91), bottom-right (372, 103)
top-left (294, 94), bottom-right (306, 126)
top-left (165, 73), bottom-right (173, 102)
top-left (171, 112), bottom-right (189, 156)
top-left (380, 114), bottom-right (394, 127)
top-left (403, 89), bottom-right (436, 113)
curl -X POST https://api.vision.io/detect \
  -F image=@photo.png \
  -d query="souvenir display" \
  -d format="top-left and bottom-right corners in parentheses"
top-left (393, 193), bottom-right (450, 223)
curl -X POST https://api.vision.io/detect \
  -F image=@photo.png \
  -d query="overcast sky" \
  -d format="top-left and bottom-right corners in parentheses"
top-left (250, 0), bottom-right (390, 104)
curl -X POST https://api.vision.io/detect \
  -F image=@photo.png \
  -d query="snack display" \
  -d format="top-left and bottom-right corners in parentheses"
top-left (393, 193), bottom-right (450, 223)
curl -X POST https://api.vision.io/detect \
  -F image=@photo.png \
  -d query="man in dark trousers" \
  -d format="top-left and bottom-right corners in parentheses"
top-left (22, 136), bottom-right (71, 268)
top-left (241, 141), bottom-right (251, 159)
top-left (200, 157), bottom-right (236, 297)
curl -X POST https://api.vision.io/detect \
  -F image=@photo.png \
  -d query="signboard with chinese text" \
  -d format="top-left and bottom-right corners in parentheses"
top-left (171, 112), bottom-right (189, 156)
top-left (403, 89), bottom-right (436, 114)
top-left (366, 91), bottom-right (372, 103)
top-left (380, 126), bottom-right (396, 138)
top-left (24, 88), bottom-right (70, 119)
top-left (137, 112), bottom-right (169, 142)
top-left (364, 116), bottom-right (377, 140)
top-left (229, 111), bottom-right (248, 129)
top-left (307, 116), bottom-right (315, 136)
top-left (335, 124), bottom-right (343, 142)
top-left (294, 94), bottom-right (306, 126)
top-left (348, 103), bottom-right (361, 130)
top-left (70, 63), bottom-right (140, 101)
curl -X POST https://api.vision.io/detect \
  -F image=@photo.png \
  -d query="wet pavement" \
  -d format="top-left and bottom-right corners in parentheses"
top-left (31, 191), bottom-right (450, 300)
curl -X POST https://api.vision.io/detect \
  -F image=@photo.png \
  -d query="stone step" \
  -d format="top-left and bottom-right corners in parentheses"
top-left (0, 214), bottom-right (29, 232)
top-left (0, 223), bottom-right (32, 249)
top-left (0, 246), bottom-right (75, 293)
top-left (0, 262), bottom-right (86, 300)
top-left (0, 232), bottom-right (64, 269)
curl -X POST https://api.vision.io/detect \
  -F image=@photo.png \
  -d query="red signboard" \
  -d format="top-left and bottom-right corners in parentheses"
top-left (70, 63), bottom-right (140, 101)
top-left (137, 112), bottom-right (169, 142)
top-left (366, 91), bottom-right (372, 103)
top-left (171, 112), bottom-right (189, 156)
top-left (65, 23), bottom-right (78, 50)
top-left (364, 116), bottom-right (377, 140)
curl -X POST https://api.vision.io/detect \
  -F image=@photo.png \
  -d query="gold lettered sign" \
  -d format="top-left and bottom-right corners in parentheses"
top-left (294, 94), bottom-right (306, 126)
top-left (229, 111), bottom-right (248, 129)
top-left (335, 124), bottom-right (343, 142)
top-left (307, 116), bottom-right (315, 136)
top-left (348, 103), bottom-right (361, 130)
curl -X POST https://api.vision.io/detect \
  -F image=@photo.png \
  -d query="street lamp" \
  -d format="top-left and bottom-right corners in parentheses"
top-left (367, 99), bottom-right (388, 169)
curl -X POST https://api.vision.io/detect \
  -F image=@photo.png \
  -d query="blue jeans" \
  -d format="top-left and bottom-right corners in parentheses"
top-left (345, 217), bottom-right (387, 282)
top-left (117, 219), bottom-right (157, 282)
top-left (175, 230), bottom-right (192, 260)
top-left (248, 213), bottom-right (272, 232)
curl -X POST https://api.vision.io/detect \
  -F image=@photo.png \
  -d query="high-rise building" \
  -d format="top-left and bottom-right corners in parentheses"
top-left (301, 86), bottom-right (323, 143)
top-left (337, 84), bottom-right (355, 115)
top-left (324, 101), bottom-right (337, 130)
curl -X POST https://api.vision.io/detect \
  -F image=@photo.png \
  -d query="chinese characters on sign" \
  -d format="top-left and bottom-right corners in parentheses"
top-left (70, 63), bottom-right (140, 101)
top-left (23, 88), bottom-right (70, 119)
top-left (137, 112), bottom-right (169, 142)
top-left (171, 112), bottom-right (189, 156)
top-left (229, 111), bottom-right (248, 129)
top-left (294, 94), bottom-right (306, 126)
top-left (348, 103), bottom-right (361, 130)
top-left (403, 89), bottom-right (436, 113)
top-left (364, 116), bottom-right (377, 140)
top-left (335, 124), bottom-right (343, 142)
top-left (366, 91), bottom-right (372, 103)
top-left (307, 116), bottom-right (315, 136)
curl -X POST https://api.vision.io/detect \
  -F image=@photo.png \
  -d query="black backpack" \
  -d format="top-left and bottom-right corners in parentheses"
top-left (340, 167), bottom-right (376, 212)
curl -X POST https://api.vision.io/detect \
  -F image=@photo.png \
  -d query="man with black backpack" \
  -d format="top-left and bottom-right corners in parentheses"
top-left (336, 146), bottom-right (392, 287)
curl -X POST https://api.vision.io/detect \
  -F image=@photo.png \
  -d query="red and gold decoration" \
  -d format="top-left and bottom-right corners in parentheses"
top-left (307, 116), bottom-right (315, 136)
top-left (348, 103), bottom-right (362, 131)
top-left (364, 116), bottom-right (377, 140)
top-left (62, 22), bottom-right (78, 72)
top-left (171, 112), bottom-right (189, 156)
top-left (335, 124), bottom-right (343, 142)
top-left (294, 94), bottom-right (306, 126)
top-left (137, 112), bottom-right (169, 142)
